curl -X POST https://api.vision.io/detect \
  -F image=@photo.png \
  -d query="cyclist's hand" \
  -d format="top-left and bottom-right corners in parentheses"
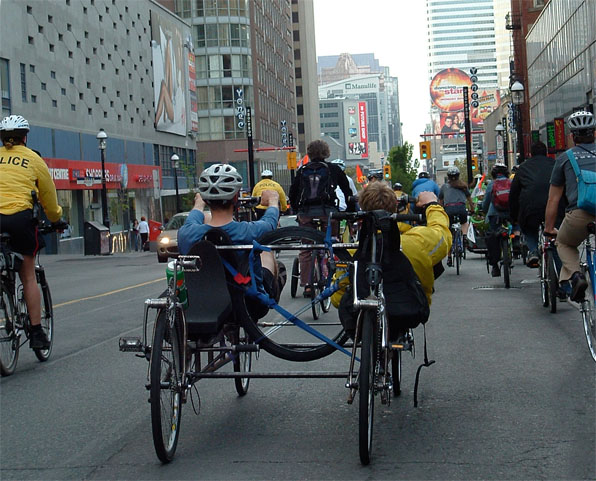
top-left (193, 193), bottom-right (205, 211)
top-left (261, 189), bottom-right (279, 207)
top-left (51, 220), bottom-right (69, 233)
top-left (544, 228), bottom-right (558, 237)
top-left (416, 191), bottom-right (438, 207)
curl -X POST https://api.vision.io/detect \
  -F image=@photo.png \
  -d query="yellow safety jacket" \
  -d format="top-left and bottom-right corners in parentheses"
top-left (331, 204), bottom-right (452, 307)
top-left (252, 179), bottom-right (288, 212)
top-left (0, 144), bottom-right (63, 222)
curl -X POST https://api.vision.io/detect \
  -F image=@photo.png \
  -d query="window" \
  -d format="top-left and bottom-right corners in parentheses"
top-left (58, 33), bottom-right (63, 41)
top-left (67, 23), bottom-right (72, 31)
top-left (102, 86), bottom-right (106, 93)
top-left (49, 44), bottom-right (55, 52)
top-left (294, 49), bottom-right (300, 60)
top-left (70, 76), bottom-right (74, 84)
top-left (61, 88), bottom-right (66, 95)
top-left (41, 82), bottom-right (47, 90)
top-left (88, 108), bottom-right (92, 115)
top-left (52, 100), bottom-right (57, 107)
top-left (84, 31), bottom-right (89, 38)
top-left (293, 30), bottom-right (299, 41)
top-left (20, 64), bottom-right (27, 102)
top-left (68, 51), bottom-right (73, 58)
top-left (28, 36), bottom-right (34, 44)
top-left (48, 15), bottom-right (53, 22)
top-left (71, 104), bottom-right (76, 111)
top-left (27, 5), bottom-right (32, 13)
top-left (86, 81), bottom-right (91, 88)
top-left (30, 65), bottom-right (35, 72)
top-left (38, 26), bottom-right (43, 33)
top-left (31, 95), bottom-right (37, 103)
top-left (51, 71), bottom-right (56, 79)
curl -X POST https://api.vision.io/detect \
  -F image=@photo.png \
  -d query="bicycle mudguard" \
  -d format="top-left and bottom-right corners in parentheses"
top-left (185, 241), bottom-right (232, 341)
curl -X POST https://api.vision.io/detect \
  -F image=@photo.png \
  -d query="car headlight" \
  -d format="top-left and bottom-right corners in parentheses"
top-left (159, 236), bottom-right (171, 244)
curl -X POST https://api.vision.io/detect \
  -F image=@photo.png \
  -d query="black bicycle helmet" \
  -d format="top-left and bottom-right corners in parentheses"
top-left (447, 166), bottom-right (460, 178)
top-left (418, 171), bottom-right (430, 179)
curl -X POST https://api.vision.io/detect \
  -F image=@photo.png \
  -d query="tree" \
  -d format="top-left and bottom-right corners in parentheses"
top-left (386, 142), bottom-right (419, 194)
top-left (454, 158), bottom-right (469, 185)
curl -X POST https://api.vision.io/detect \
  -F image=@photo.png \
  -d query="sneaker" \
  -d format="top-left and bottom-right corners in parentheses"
top-left (30, 328), bottom-right (51, 350)
top-left (491, 265), bottom-right (501, 277)
top-left (447, 256), bottom-right (453, 267)
top-left (303, 285), bottom-right (314, 298)
top-left (570, 271), bottom-right (588, 302)
top-left (526, 252), bottom-right (539, 268)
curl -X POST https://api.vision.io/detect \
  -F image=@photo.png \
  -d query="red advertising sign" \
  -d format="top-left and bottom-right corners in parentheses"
top-left (358, 101), bottom-right (368, 159)
top-left (554, 118), bottom-right (566, 150)
top-left (45, 158), bottom-right (161, 191)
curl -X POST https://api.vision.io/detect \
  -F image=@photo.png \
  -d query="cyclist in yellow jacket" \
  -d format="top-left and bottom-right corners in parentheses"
top-left (0, 115), bottom-right (63, 349)
top-left (252, 169), bottom-right (288, 219)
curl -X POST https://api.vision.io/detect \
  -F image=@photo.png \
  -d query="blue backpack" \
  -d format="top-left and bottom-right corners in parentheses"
top-left (567, 148), bottom-right (596, 215)
top-left (298, 161), bottom-right (334, 207)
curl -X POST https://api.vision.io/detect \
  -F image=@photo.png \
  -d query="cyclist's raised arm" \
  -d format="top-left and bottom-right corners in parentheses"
top-left (34, 153), bottom-right (62, 222)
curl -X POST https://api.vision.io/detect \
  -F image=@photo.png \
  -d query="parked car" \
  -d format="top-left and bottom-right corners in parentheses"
top-left (157, 212), bottom-right (189, 263)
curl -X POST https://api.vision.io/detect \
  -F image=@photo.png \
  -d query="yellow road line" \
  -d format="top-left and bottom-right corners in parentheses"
top-left (53, 277), bottom-right (166, 308)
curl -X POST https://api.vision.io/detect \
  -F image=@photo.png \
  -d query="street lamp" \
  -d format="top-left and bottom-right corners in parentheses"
top-left (171, 153), bottom-right (181, 214)
top-left (511, 80), bottom-right (525, 163)
top-left (96, 129), bottom-right (110, 229)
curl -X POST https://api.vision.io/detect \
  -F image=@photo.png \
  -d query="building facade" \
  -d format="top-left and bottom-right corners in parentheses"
top-left (0, 0), bottom-right (197, 253)
top-left (426, 0), bottom-right (498, 88)
top-left (526, 0), bottom-right (595, 140)
top-left (169, 0), bottom-right (298, 192)
top-left (291, 0), bottom-right (320, 156)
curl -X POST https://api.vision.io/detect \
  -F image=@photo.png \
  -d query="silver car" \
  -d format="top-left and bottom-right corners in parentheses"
top-left (157, 212), bottom-right (189, 263)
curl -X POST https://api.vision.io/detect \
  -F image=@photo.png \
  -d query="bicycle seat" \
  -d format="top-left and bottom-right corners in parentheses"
top-left (184, 240), bottom-right (232, 341)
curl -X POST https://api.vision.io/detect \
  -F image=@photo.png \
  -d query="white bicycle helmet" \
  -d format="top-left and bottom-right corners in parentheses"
top-left (261, 169), bottom-right (273, 177)
top-left (0, 115), bottom-right (30, 132)
top-left (447, 166), bottom-right (460, 177)
top-left (331, 158), bottom-right (346, 171)
top-left (567, 110), bottom-right (595, 131)
top-left (198, 164), bottom-right (243, 200)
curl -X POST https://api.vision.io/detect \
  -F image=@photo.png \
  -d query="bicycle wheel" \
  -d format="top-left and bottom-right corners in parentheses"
top-left (547, 251), bottom-right (557, 314)
top-left (233, 326), bottom-right (252, 396)
top-left (359, 310), bottom-right (377, 466)
top-left (0, 284), bottom-right (19, 376)
top-left (247, 227), bottom-right (351, 362)
top-left (391, 350), bottom-right (401, 397)
top-left (150, 311), bottom-right (183, 463)
top-left (310, 253), bottom-right (322, 320)
top-left (581, 270), bottom-right (596, 362)
top-left (540, 248), bottom-right (549, 308)
top-left (501, 237), bottom-right (511, 289)
top-left (320, 256), bottom-right (332, 313)
top-left (290, 257), bottom-right (299, 298)
top-left (33, 268), bottom-right (53, 362)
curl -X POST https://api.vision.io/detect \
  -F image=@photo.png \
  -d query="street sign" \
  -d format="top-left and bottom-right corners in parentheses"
top-left (496, 134), bottom-right (505, 162)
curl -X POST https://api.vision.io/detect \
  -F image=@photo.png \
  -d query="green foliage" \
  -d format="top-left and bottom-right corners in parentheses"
top-left (387, 142), bottom-right (418, 194)
top-left (454, 158), bottom-right (469, 185)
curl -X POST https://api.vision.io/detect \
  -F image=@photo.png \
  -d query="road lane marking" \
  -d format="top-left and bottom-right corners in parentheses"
top-left (53, 277), bottom-right (166, 308)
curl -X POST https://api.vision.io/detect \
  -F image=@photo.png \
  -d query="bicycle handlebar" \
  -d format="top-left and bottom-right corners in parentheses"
top-left (237, 196), bottom-right (261, 207)
top-left (331, 210), bottom-right (423, 223)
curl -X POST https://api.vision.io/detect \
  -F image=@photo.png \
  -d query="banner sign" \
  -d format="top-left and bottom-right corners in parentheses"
top-left (554, 117), bottom-right (566, 150)
top-left (546, 122), bottom-right (556, 149)
top-left (45, 158), bottom-right (161, 191)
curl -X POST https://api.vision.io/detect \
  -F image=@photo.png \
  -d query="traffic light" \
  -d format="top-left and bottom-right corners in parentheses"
top-left (471, 156), bottom-right (478, 170)
top-left (419, 141), bottom-right (431, 160)
top-left (383, 164), bottom-right (391, 180)
top-left (286, 151), bottom-right (297, 169)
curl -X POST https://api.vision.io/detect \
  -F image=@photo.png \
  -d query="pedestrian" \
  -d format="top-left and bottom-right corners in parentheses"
top-left (131, 219), bottom-right (140, 251)
top-left (138, 216), bottom-right (149, 251)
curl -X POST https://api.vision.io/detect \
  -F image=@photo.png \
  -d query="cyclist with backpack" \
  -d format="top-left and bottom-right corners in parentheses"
top-left (545, 110), bottom-right (596, 302)
top-left (482, 163), bottom-right (511, 277)
top-left (288, 140), bottom-right (354, 297)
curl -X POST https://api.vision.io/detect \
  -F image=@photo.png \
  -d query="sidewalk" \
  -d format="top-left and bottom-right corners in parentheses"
top-left (39, 250), bottom-right (157, 265)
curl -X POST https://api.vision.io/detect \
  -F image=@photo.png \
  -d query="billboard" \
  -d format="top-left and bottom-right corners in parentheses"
top-left (344, 100), bottom-right (368, 160)
top-left (430, 68), bottom-right (500, 132)
top-left (151, 11), bottom-right (187, 136)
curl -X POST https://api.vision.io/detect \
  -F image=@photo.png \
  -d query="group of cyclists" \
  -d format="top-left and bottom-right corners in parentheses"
top-left (1, 109), bottom-right (595, 354)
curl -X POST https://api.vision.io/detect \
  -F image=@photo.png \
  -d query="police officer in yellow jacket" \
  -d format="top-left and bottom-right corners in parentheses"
top-left (0, 115), bottom-right (63, 350)
top-left (252, 169), bottom-right (288, 219)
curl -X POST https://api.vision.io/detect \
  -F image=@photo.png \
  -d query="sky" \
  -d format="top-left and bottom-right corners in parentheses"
top-left (313, 0), bottom-right (428, 150)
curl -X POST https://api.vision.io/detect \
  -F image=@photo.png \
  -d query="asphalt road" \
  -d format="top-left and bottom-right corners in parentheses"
top-left (1, 250), bottom-right (594, 480)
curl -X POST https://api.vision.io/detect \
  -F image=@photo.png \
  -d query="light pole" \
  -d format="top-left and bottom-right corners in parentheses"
top-left (171, 153), bottom-right (181, 214)
top-left (96, 129), bottom-right (110, 229)
top-left (511, 80), bottom-right (525, 164)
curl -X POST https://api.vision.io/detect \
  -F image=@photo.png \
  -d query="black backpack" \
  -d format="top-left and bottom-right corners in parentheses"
top-left (298, 161), bottom-right (335, 208)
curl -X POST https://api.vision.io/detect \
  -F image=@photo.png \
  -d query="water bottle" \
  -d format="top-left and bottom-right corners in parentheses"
top-left (165, 261), bottom-right (189, 309)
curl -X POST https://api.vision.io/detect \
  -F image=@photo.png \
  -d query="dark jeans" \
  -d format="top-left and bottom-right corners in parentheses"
top-left (486, 216), bottom-right (506, 267)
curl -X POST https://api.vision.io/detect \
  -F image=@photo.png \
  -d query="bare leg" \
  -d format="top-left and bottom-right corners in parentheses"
top-left (19, 255), bottom-right (41, 326)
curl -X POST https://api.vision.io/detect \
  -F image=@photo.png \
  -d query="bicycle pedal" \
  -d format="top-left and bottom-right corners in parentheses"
top-left (234, 343), bottom-right (259, 353)
top-left (119, 337), bottom-right (143, 352)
